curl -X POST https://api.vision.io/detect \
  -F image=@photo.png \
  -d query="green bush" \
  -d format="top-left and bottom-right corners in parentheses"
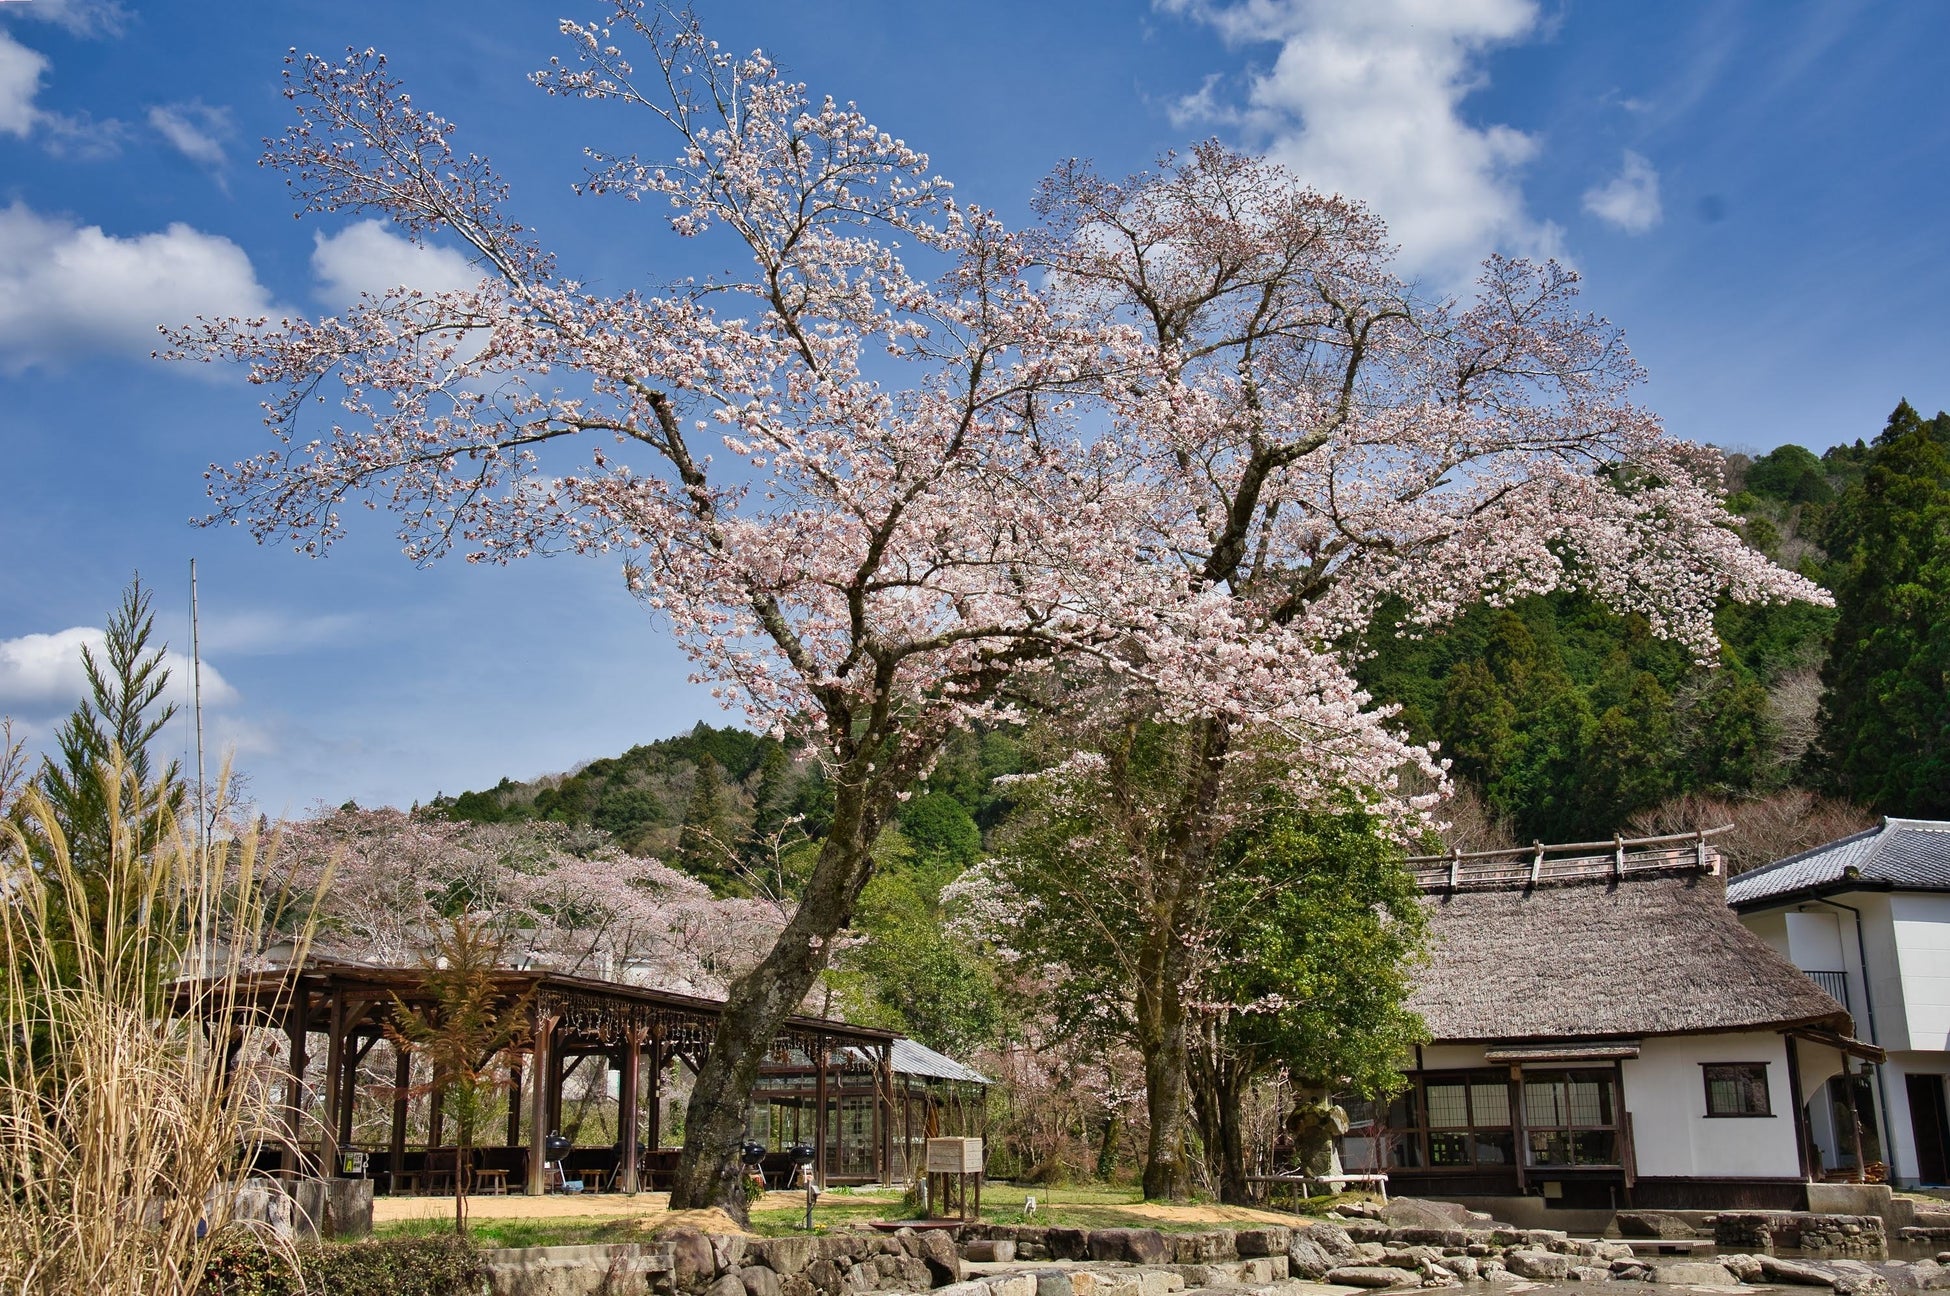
top-left (200, 1230), bottom-right (487, 1296)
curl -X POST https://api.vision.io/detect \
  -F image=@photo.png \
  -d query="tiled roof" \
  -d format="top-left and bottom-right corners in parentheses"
top-left (891, 1038), bottom-right (989, 1085)
top-left (1726, 819), bottom-right (1950, 909)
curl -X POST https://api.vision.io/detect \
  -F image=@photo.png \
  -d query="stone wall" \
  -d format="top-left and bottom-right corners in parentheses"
top-left (1713, 1212), bottom-right (1888, 1258)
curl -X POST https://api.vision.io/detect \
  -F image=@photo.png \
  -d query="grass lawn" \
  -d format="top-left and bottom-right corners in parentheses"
top-left (370, 1181), bottom-right (1370, 1250)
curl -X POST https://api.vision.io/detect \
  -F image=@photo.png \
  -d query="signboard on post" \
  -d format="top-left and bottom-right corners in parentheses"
top-left (925, 1137), bottom-right (983, 1174)
top-left (924, 1137), bottom-right (983, 1220)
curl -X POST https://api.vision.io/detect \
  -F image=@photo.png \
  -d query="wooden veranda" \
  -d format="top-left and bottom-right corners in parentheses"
top-left (189, 959), bottom-right (985, 1196)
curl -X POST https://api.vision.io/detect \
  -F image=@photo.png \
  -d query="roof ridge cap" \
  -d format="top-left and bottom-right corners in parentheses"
top-left (1883, 818), bottom-right (1950, 832)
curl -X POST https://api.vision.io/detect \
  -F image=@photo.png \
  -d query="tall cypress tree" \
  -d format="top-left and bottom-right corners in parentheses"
top-left (36, 576), bottom-right (187, 870)
top-left (1811, 402), bottom-right (1950, 815)
top-left (674, 753), bottom-right (739, 895)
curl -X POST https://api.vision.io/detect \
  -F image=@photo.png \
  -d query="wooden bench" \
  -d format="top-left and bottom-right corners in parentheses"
top-left (1248, 1171), bottom-right (1389, 1202)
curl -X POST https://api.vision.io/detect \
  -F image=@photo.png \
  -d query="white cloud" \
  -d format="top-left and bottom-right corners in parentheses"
top-left (147, 100), bottom-right (231, 168)
top-left (0, 627), bottom-right (238, 718)
top-left (1582, 149), bottom-right (1662, 234)
top-left (199, 609), bottom-right (361, 656)
top-left (1162, 0), bottom-right (1559, 285)
top-left (0, 28), bottom-right (48, 137)
top-left (0, 200), bottom-right (280, 371)
top-left (311, 220), bottom-right (482, 307)
top-left (8, 0), bottom-right (128, 37)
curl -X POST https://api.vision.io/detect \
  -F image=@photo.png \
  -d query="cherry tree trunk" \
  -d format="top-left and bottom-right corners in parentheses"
top-left (1135, 946), bottom-right (1192, 1201)
top-left (667, 773), bottom-right (882, 1219)
top-left (1189, 1037), bottom-right (1254, 1206)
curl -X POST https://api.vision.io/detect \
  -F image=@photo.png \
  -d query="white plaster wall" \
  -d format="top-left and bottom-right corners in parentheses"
top-left (1622, 1033), bottom-right (1800, 1178)
top-left (1745, 910), bottom-right (1791, 961)
top-left (1421, 1044), bottom-right (1490, 1069)
top-left (1787, 911), bottom-right (1847, 972)
top-left (1893, 895), bottom-right (1950, 1053)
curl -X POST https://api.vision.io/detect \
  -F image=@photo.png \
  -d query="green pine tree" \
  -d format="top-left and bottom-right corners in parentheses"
top-left (674, 753), bottom-right (741, 895)
top-left (1811, 401), bottom-right (1950, 814)
top-left (36, 576), bottom-right (187, 871)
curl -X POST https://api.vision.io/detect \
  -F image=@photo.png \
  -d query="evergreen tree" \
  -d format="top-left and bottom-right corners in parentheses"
top-left (1812, 402), bottom-right (1950, 815)
top-left (36, 577), bottom-right (186, 870)
top-left (674, 753), bottom-right (740, 894)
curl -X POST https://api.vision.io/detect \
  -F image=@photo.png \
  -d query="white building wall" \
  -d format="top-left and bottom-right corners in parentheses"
top-left (1745, 910), bottom-right (1791, 961)
top-left (1787, 911), bottom-right (1847, 973)
top-left (1893, 894), bottom-right (1950, 1053)
top-left (1621, 1033), bottom-right (1800, 1179)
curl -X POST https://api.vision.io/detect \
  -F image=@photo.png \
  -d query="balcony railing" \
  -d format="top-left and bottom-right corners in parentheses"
top-left (1806, 969), bottom-right (1850, 1008)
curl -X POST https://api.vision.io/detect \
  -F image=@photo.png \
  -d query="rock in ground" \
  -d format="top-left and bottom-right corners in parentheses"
top-left (1326, 1265), bottom-right (1415, 1288)
top-left (1505, 1251), bottom-right (1572, 1280)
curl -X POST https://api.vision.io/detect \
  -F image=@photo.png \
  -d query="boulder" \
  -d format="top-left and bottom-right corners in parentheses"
top-left (1037, 1275), bottom-right (1074, 1296)
top-left (1233, 1227), bottom-right (1292, 1259)
top-left (1089, 1230), bottom-right (1168, 1266)
top-left (1506, 1251), bottom-right (1573, 1280)
top-left (1761, 1256), bottom-right (1846, 1287)
top-left (988, 1275), bottom-right (1039, 1296)
top-left (667, 1228), bottom-right (721, 1294)
top-left (1712, 1254), bottom-right (1759, 1283)
top-left (1381, 1199), bottom-right (1494, 1232)
top-left (714, 1235), bottom-right (750, 1273)
top-left (912, 1229), bottom-right (962, 1286)
top-left (1436, 1256), bottom-right (1480, 1281)
top-left (806, 1258), bottom-right (844, 1296)
top-left (1379, 1246), bottom-right (1444, 1270)
top-left (1569, 1266), bottom-right (1615, 1283)
top-left (1325, 1266), bottom-right (1414, 1288)
top-left (1616, 1212), bottom-right (1704, 1241)
top-left (1296, 1222), bottom-right (1357, 1261)
top-left (1286, 1237), bottom-right (1334, 1280)
top-left (781, 1276), bottom-right (817, 1296)
top-left (756, 1237), bottom-right (819, 1278)
top-left (707, 1274), bottom-right (749, 1296)
top-left (1047, 1229), bottom-right (1091, 1261)
top-left (1831, 1273), bottom-right (1893, 1296)
top-left (1168, 1232), bottom-right (1237, 1263)
top-left (743, 1267), bottom-right (785, 1296)
top-left (1647, 1261), bottom-right (1738, 1286)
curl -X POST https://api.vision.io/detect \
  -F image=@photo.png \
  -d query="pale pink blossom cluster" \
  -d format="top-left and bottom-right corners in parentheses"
top-left (275, 806), bottom-right (780, 995)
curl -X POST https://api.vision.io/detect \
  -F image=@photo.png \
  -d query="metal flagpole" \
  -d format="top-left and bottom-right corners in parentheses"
top-left (190, 558), bottom-right (207, 855)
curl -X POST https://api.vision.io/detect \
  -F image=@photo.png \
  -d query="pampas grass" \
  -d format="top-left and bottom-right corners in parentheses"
top-left (0, 761), bottom-right (321, 1295)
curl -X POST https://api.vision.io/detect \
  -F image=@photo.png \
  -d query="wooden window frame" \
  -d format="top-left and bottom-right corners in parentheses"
top-left (1702, 1062), bottom-right (1774, 1118)
top-left (1522, 1069), bottom-right (1621, 1168)
top-left (1385, 1071), bottom-right (1518, 1170)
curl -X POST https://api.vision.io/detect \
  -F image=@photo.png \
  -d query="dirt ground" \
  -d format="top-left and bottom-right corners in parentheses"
top-left (373, 1187), bottom-right (1303, 1231)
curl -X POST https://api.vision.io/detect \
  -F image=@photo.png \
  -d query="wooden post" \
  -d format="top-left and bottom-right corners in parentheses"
top-left (1843, 1061), bottom-right (1867, 1182)
top-left (647, 1031), bottom-right (664, 1153)
top-left (389, 1043), bottom-right (410, 1189)
top-left (902, 1077), bottom-right (914, 1183)
top-left (1614, 1057), bottom-right (1634, 1205)
top-left (428, 1086), bottom-right (445, 1151)
top-left (281, 995), bottom-right (309, 1176)
top-left (619, 1028), bottom-right (642, 1194)
top-left (547, 1046), bottom-right (566, 1136)
top-left (1785, 1034), bottom-right (1812, 1182)
top-left (876, 1043), bottom-right (892, 1186)
top-left (814, 1035), bottom-right (829, 1189)
top-left (527, 1014), bottom-right (555, 1195)
top-left (506, 1059), bottom-right (523, 1149)
top-left (321, 991), bottom-right (346, 1175)
top-left (336, 1032), bottom-right (364, 1153)
top-left (1508, 1065), bottom-right (1528, 1195)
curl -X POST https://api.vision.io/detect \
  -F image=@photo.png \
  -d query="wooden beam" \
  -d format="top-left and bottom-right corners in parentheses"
top-left (1785, 1033), bottom-right (1812, 1183)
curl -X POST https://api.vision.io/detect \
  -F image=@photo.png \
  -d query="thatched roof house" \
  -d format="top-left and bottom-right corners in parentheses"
top-left (1343, 833), bottom-right (1879, 1218)
top-left (1412, 868), bottom-right (1850, 1042)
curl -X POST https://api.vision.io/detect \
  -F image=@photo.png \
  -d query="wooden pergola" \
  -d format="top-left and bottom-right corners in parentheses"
top-left (197, 959), bottom-right (909, 1195)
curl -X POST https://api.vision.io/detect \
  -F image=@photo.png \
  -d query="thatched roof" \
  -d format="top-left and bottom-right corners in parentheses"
top-left (1409, 863), bottom-right (1850, 1044)
top-left (1728, 818), bottom-right (1950, 910)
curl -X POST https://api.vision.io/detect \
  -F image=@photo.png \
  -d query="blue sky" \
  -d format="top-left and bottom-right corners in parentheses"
top-left (2, 0), bottom-right (1946, 817)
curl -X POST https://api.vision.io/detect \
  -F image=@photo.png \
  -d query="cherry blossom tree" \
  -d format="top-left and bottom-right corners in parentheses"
top-left (165, 9), bottom-right (1179, 1214)
top-left (1008, 145), bottom-right (1829, 1198)
top-left (276, 807), bottom-right (779, 994)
